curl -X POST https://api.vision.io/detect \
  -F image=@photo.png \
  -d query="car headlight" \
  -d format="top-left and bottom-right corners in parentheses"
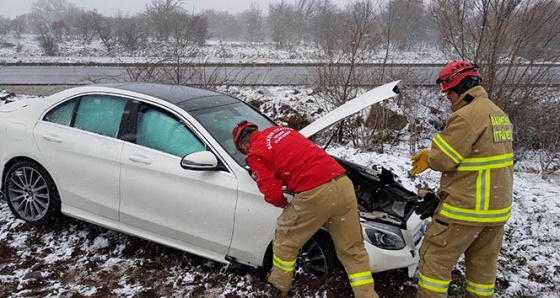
top-left (361, 221), bottom-right (406, 250)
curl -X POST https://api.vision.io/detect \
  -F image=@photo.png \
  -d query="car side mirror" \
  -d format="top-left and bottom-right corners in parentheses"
top-left (180, 151), bottom-right (219, 171)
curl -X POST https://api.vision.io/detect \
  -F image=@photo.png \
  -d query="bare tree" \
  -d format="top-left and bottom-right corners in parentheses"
top-left (431, 0), bottom-right (560, 98)
top-left (517, 2), bottom-right (560, 61)
top-left (512, 94), bottom-right (560, 178)
top-left (379, 0), bottom-right (433, 51)
top-left (28, 0), bottom-right (80, 55)
top-left (313, 0), bottom-right (390, 149)
top-left (144, 0), bottom-right (185, 41)
top-left (89, 13), bottom-right (115, 53)
top-left (309, 0), bottom-right (343, 56)
top-left (11, 15), bottom-right (29, 39)
top-left (293, 0), bottom-right (317, 43)
top-left (66, 10), bottom-right (100, 44)
top-left (29, 0), bottom-right (79, 27)
top-left (268, 1), bottom-right (299, 49)
top-left (431, 0), bottom-right (560, 176)
top-left (201, 9), bottom-right (243, 41)
top-left (316, 0), bottom-right (381, 103)
top-left (376, 0), bottom-right (438, 154)
top-left (0, 16), bottom-right (10, 42)
top-left (170, 12), bottom-right (208, 46)
top-left (240, 3), bottom-right (266, 44)
top-left (117, 11), bottom-right (214, 86)
top-left (114, 13), bottom-right (148, 52)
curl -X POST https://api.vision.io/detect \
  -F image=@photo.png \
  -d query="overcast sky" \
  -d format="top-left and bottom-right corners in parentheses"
top-left (2, 0), bottom-right (349, 18)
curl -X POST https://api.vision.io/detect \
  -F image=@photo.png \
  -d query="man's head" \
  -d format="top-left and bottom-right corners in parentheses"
top-left (232, 120), bottom-right (258, 155)
top-left (436, 60), bottom-right (481, 98)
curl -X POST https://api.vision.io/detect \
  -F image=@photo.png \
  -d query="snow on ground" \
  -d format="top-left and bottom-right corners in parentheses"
top-left (327, 143), bottom-right (560, 298)
top-left (1, 86), bottom-right (559, 297)
top-left (226, 85), bottom-right (560, 297)
top-left (1, 34), bottom-right (559, 297)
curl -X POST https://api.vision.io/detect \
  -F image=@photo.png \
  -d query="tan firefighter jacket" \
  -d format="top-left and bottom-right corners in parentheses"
top-left (428, 86), bottom-right (514, 226)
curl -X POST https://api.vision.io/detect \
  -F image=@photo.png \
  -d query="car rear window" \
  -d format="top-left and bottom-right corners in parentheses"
top-left (44, 99), bottom-right (77, 126)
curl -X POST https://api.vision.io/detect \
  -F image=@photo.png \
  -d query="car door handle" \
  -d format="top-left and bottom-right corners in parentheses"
top-left (128, 154), bottom-right (153, 165)
top-left (42, 134), bottom-right (63, 143)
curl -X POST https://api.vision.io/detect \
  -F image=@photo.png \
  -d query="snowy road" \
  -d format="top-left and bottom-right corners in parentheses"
top-left (0, 64), bottom-right (444, 86)
top-left (2, 63), bottom-right (560, 86)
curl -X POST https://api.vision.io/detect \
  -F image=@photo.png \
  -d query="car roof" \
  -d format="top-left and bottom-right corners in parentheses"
top-left (96, 82), bottom-right (239, 112)
top-left (93, 81), bottom-right (401, 139)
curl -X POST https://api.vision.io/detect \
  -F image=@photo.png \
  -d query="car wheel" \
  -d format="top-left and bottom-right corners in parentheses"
top-left (296, 232), bottom-right (338, 278)
top-left (3, 160), bottom-right (61, 224)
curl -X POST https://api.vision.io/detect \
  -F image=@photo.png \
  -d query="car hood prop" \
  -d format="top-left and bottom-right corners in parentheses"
top-left (299, 81), bottom-right (401, 139)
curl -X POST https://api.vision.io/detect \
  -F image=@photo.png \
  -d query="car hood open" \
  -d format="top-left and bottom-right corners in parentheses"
top-left (299, 81), bottom-right (401, 139)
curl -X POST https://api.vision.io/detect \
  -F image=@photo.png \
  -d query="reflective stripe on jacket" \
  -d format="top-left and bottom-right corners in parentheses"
top-left (428, 86), bottom-right (514, 225)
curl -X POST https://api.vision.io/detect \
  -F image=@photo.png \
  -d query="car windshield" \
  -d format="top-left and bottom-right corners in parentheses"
top-left (186, 100), bottom-right (275, 166)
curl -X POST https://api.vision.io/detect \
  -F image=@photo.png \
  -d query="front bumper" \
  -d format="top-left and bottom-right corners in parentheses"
top-left (361, 213), bottom-right (427, 277)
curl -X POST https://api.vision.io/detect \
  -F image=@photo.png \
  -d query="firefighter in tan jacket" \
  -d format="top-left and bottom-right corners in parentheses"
top-left (410, 60), bottom-right (514, 298)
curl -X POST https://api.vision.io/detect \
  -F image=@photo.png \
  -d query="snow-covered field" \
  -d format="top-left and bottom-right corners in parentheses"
top-left (1, 35), bottom-right (559, 297)
top-left (0, 34), bottom-right (446, 64)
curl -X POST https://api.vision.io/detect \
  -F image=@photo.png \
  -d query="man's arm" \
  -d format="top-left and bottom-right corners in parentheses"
top-left (246, 155), bottom-right (287, 208)
top-left (429, 114), bottom-right (475, 171)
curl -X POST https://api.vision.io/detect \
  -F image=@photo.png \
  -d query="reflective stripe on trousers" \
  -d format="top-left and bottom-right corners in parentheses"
top-left (348, 271), bottom-right (374, 287)
top-left (466, 280), bottom-right (495, 297)
top-left (273, 254), bottom-right (296, 272)
top-left (418, 272), bottom-right (450, 294)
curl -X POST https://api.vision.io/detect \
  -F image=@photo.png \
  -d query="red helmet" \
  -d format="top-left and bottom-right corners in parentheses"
top-left (436, 60), bottom-right (480, 93)
top-left (232, 120), bottom-right (258, 154)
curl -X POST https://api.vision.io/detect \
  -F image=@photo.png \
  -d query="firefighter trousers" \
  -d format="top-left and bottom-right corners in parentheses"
top-left (416, 219), bottom-right (505, 298)
top-left (268, 174), bottom-right (378, 298)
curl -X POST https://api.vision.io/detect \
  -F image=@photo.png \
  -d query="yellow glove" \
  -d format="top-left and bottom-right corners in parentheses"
top-left (409, 149), bottom-right (430, 175)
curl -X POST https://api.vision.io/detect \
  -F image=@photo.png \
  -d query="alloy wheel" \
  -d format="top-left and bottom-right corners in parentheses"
top-left (7, 166), bottom-right (51, 221)
top-left (297, 237), bottom-right (330, 278)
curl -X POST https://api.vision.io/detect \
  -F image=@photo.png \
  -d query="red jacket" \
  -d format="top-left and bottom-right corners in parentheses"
top-left (245, 126), bottom-right (346, 207)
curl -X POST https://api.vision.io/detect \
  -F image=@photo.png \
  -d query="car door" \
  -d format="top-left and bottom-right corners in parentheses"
top-left (33, 94), bottom-right (127, 220)
top-left (119, 101), bottom-right (237, 255)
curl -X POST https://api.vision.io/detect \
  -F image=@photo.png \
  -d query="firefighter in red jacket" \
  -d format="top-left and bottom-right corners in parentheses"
top-left (232, 121), bottom-right (378, 298)
top-left (410, 61), bottom-right (514, 297)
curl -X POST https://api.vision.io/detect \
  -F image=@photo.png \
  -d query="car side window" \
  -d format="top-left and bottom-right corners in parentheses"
top-left (136, 105), bottom-right (205, 157)
top-left (74, 95), bottom-right (127, 137)
top-left (44, 99), bottom-right (78, 126)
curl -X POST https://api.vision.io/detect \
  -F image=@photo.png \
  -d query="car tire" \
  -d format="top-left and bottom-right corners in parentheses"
top-left (296, 231), bottom-right (339, 279)
top-left (3, 160), bottom-right (61, 224)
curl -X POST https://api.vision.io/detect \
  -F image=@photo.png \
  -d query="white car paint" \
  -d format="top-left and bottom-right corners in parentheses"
top-left (33, 121), bottom-right (123, 220)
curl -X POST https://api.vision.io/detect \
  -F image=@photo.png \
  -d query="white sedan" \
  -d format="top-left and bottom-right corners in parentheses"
top-left (0, 82), bottom-right (425, 278)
